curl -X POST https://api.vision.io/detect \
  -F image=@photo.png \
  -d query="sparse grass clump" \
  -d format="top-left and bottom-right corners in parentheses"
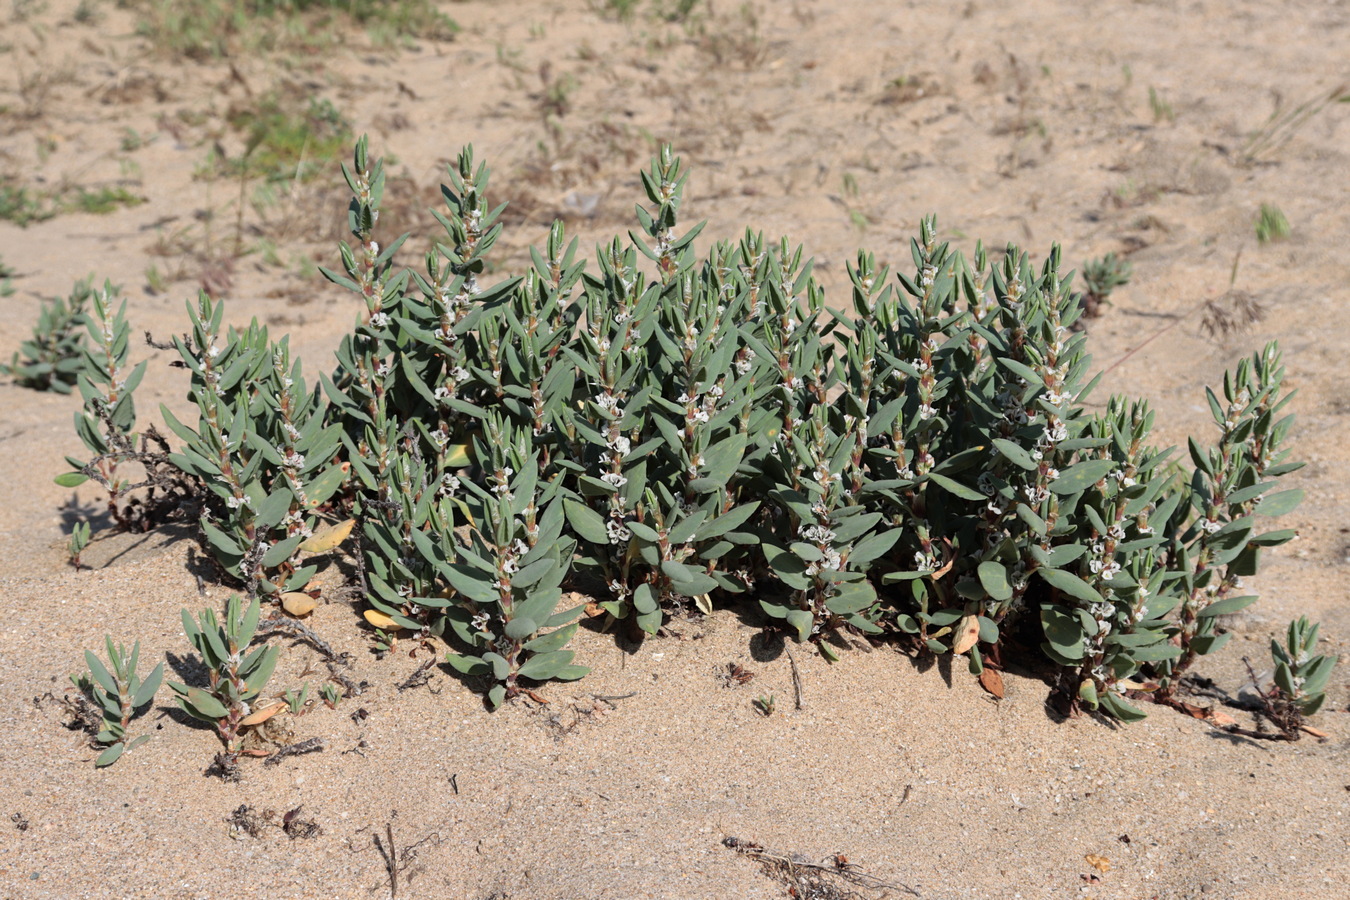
top-left (134, 0), bottom-right (457, 59)
top-left (1255, 203), bottom-right (1290, 244)
top-left (224, 94), bottom-right (353, 183)
top-left (1077, 252), bottom-right (1132, 318)
top-left (0, 179), bottom-right (143, 227)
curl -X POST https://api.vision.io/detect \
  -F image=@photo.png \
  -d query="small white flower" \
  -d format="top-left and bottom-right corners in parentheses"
top-left (1200, 517), bottom-right (1222, 535)
top-left (283, 451), bottom-right (306, 469)
top-left (600, 471), bottom-right (628, 488)
top-left (605, 520), bottom-right (631, 545)
top-left (449, 366), bottom-right (469, 382)
top-left (798, 524), bottom-right (837, 544)
top-left (609, 436), bottom-right (632, 456)
top-left (918, 403), bottom-right (936, 420)
top-left (434, 386), bottom-right (453, 402)
top-left (370, 312), bottom-right (390, 328)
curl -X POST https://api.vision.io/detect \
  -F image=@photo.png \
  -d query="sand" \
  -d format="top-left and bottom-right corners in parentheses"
top-left (2, 0), bottom-right (1349, 897)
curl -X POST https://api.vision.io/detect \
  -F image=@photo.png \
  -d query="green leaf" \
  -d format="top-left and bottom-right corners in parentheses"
top-left (693, 502), bottom-right (761, 541)
top-left (503, 617), bottom-right (538, 641)
top-left (1197, 594), bottom-right (1259, 618)
top-left (179, 687), bottom-right (228, 720)
top-left (564, 499), bottom-right (610, 545)
top-left (1099, 691), bottom-right (1148, 722)
top-left (517, 650), bottom-right (576, 681)
top-left (1187, 633), bottom-right (1230, 656)
top-left (552, 664), bottom-right (590, 682)
top-left (977, 561), bottom-right (1012, 602)
top-left (261, 534), bottom-right (304, 568)
top-left (1256, 489), bottom-right (1303, 517)
top-left (976, 615), bottom-right (998, 643)
top-left (847, 529), bottom-right (901, 567)
top-left (96, 743), bottom-right (126, 767)
top-left (784, 609), bottom-right (814, 642)
top-left (483, 652), bottom-right (510, 681)
top-left (925, 471), bottom-right (986, 501)
top-left (1037, 566), bottom-right (1102, 604)
top-left (241, 645), bottom-right (279, 699)
top-left (441, 563), bottom-right (498, 604)
top-left (992, 438), bottom-right (1036, 470)
top-left (524, 623), bottom-right (578, 654)
top-left (825, 581), bottom-right (876, 615)
top-left (444, 653), bottom-right (490, 676)
top-left (84, 650), bottom-right (118, 696)
top-left (1040, 606), bottom-right (1086, 661)
top-left (1049, 459), bottom-right (1116, 495)
top-left (132, 661), bottom-right (163, 708)
top-left (54, 472), bottom-right (89, 488)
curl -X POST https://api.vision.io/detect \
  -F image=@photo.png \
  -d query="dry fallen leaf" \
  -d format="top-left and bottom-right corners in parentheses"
top-left (1178, 701), bottom-right (1210, 720)
top-left (951, 615), bottom-right (980, 655)
top-left (978, 666), bottom-right (1005, 699)
top-left (363, 609), bottom-right (402, 631)
top-left (280, 591), bottom-right (319, 617)
top-left (298, 518), bottom-right (354, 554)
top-left (1208, 709), bottom-right (1238, 727)
top-left (1085, 853), bottom-right (1111, 874)
top-left (240, 703), bottom-right (286, 727)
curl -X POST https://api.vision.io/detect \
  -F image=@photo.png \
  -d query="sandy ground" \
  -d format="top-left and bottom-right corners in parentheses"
top-left (2, 0), bottom-right (1350, 897)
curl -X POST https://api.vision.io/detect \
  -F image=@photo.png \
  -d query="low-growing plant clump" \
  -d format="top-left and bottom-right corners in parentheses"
top-left (51, 139), bottom-right (1329, 773)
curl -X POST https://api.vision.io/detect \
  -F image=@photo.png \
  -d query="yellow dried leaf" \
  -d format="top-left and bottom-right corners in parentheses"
top-left (298, 518), bottom-right (355, 554)
top-left (1085, 854), bottom-right (1111, 874)
top-left (240, 703), bottom-right (285, 727)
top-left (444, 444), bottom-right (471, 467)
top-left (951, 614), bottom-right (980, 655)
top-left (363, 609), bottom-right (402, 631)
top-left (281, 592), bottom-right (319, 617)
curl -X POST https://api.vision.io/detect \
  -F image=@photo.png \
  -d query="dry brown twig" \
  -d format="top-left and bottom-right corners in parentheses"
top-left (722, 836), bottom-right (919, 898)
